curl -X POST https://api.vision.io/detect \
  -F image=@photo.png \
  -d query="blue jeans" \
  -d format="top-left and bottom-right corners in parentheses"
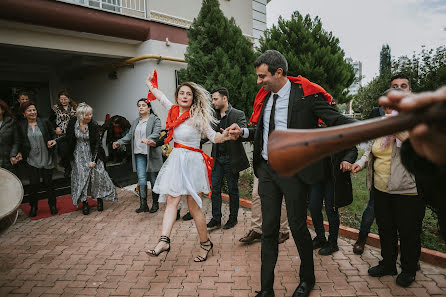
top-left (309, 181), bottom-right (339, 241)
top-left (135, 154), bottom-right (158, 187)
top-left (210, 156), bottom-right (240, 221)
top-left (359, 190), bottom-right (375, 234)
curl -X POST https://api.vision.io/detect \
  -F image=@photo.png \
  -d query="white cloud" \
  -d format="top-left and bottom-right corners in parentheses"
top-left (266, 0), bottom-right (446, 84)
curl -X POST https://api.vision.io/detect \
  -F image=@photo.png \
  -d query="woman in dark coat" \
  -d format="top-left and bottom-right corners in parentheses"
top-left (14, 101), bottom-right (59, 217)
top-left (0, 100), bottom-right (19, 171)
top-left (65, 103), bottom-right (117, 215)
top-left (309, 146), bottom-right (358, 255)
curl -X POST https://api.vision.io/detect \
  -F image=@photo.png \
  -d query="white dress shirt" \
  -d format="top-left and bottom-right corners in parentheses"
top-left (243, 79), bottom-right (291, 160)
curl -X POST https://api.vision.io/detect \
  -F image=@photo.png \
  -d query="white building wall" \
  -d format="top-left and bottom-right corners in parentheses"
top-left (65, 40), bottom-right (187, 125)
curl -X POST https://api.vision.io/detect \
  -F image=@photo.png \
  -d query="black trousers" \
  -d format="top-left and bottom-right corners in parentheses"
top-left (27, 165), bottom-right (56, 207)
top-left (373, 187), bottom-right (425, 274)
top-left (257, 160), bottom-right (314, 291)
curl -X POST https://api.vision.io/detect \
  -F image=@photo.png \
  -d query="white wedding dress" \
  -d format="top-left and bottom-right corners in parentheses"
top-left (153, 95), bottom-right (216, 208)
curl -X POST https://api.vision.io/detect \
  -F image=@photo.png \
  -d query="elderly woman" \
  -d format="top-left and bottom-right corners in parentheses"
top-left (0, 100), bottom-right (19, 171)
top-left (14, 101), bottom-right (58, 217)
top-left (65, 103), bottom-right (117, 215)
top-left (112, 99), bottom-right (163, 213)
top-left (49, 90), bottom-right (77, 177)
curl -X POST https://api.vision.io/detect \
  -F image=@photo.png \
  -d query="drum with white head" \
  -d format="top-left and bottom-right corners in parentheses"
top-left (0, 168), bottom-right (24, 233)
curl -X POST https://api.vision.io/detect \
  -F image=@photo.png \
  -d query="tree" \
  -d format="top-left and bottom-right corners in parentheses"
top-left (379, 44), bottom-right (391, 76)
top-left (353, 45), bottom-right (446, 118)
top-left (393, 46), bottom-right (446, 92)
top-left (178, 0), bottom-right (258, 114)
top-left (257, 11), bottom-right (355, 104)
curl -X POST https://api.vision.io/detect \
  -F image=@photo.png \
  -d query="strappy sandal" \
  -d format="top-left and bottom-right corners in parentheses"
top-left (146, 235), bottom-right (171, 262)
top-left (194, 239), bottom-right (213, 262)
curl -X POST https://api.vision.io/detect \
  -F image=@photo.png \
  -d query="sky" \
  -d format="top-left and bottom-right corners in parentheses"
top-left (266, 0), bottom-right (446, 84)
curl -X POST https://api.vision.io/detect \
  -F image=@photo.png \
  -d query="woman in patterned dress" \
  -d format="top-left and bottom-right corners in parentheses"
top-left (65, 103), bottom-right (117, 215)
top-left (144, 71), bottom-right (231, 262)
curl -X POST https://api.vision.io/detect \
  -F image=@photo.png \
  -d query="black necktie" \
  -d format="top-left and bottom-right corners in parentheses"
top-left (268, 94), bottom-right (279, 135)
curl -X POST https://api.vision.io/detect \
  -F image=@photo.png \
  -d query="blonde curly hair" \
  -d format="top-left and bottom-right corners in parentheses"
top-left (174, 82), bottom-right (217, 131)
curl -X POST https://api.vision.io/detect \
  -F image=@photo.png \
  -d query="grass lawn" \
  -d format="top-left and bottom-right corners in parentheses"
top-left (234, 163), bottom-right (446, 254)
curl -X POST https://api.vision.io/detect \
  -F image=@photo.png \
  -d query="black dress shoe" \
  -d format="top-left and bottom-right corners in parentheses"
top-left (254, 290), bottom-right (275, 297)
top-left (223, 218), bottom-right (237, 229)
top-left (292, 281), bottom-right (315, 297)
top-left (182, 212), bottom-right (193, 221)
top-left (207, 218), bottom-right (221, 229)
top-left (368, 264), bottom-right (397, 277)
top-left (312, 236), bottom-right (327, 250)
top-left (396, 271), bottom-right (415, 287)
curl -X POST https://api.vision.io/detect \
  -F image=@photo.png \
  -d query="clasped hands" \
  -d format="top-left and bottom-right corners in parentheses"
top-left (112, 139), bottom-right (156, 150)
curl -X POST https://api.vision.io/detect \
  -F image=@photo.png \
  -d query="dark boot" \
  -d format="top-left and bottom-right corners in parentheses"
top-left (136, 185), bottom-right (149, 213)
top-left (353, 232), bottom-right (368, 255)
top-left (28, 186), bottom-right (38, 217)
top-left (176, 209), bottom-right (181, 220)
top-left (97, 198), bottom-right (104, 212)
top-left (149, 192), bottom-right (159, 213)
top-left (318, 238), bottom-right (339, 255)
top-left (47, 188), bottom-right (58, 215)
top-left (82, 201), bottom-right (90, 215)
top-left (29, 200), bottom-right (38, 217)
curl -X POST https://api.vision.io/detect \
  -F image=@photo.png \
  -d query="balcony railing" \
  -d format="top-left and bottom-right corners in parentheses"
top-left (59, 0), bottom-right (146, 18)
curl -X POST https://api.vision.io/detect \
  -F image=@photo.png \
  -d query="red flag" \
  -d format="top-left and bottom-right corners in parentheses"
top-left (147, 70), bottom-right (158, 102)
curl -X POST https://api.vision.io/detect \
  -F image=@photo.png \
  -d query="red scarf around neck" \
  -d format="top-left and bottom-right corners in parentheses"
top-left (249, 75), bottom-right (333, 125)
top-left (164, 105), bottom-right (190, 144)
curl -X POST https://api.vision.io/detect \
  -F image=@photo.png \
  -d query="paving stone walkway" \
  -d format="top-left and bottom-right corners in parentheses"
top-left (1, 188), bottom-right (446, 297)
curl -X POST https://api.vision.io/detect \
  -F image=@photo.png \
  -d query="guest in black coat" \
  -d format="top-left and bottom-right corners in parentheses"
top-left (13, 101), bottom-right (59, 217)
top-left (0, 100), bottom-right (19, 171)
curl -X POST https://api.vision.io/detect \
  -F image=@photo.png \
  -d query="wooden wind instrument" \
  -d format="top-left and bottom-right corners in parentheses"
top-left (267, 101), bottom-right (446, 176)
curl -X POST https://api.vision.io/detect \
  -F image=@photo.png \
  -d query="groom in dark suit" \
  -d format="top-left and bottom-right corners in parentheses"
top-left (228, 50), bottom-right (356, 297)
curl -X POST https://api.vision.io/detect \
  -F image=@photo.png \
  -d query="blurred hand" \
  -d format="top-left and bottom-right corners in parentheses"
top-left (340, 161), bottom-right (352, 172)
top-left (394, 131), bottom-right (409, 142)
top-left (379, 86), bottom-right (446, 165)
top-left (47, 140), bottom-right (56, 148)
top-left (351, 163), bottom-right (362, 174)
top-left (227, 123), bottom-right (242, 140)
top-left (10, 157), bottom-right (17, 165)
top-left (146, 70), bottom-right (155, 90)
top-left (141, 138), bottom-right (155, 146)
top-left (112, 142), bottom-right (119, 149)
top-left (56, 127), bottom-right (63, 135)
top-left (89, 162), bottom-right (96, 168)
top-left (16, 153), bottom-right (22, 162)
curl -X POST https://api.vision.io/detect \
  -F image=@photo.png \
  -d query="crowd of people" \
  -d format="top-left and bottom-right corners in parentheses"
top-left (0, 49), bottom-right (445, 297)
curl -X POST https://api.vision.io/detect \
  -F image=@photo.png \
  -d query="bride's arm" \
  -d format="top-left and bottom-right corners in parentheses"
top-left (145, 71), bottom-right (173, 110)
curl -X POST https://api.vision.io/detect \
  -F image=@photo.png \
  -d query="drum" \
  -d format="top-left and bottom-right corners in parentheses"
top-left (0, 168), bottom-right (24, 233)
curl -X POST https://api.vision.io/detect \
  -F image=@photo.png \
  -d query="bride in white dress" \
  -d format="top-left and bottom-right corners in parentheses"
top-left (144, 71), bottom-right (231, 262)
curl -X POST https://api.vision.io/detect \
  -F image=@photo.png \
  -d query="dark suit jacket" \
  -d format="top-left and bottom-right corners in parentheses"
top-left (210, 105), bottom-right (250, 174)
top-left (246, 81), bottom-right (356, 184)
top-left (15, 117), bottom-right (56, 161)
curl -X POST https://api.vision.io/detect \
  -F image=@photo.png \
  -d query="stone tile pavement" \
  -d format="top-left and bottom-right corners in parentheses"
top-left (1, 188), bottom-right (446, 297)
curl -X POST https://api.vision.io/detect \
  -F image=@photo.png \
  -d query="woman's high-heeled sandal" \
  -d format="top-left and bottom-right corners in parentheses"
top-left (146, 235), bottom-right (171, 262)
top-left (194, 239), bottom-right (213, 262)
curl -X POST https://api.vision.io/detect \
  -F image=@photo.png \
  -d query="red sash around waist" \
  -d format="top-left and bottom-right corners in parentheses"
top-left (174, 142), bottom-right (214, 195)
